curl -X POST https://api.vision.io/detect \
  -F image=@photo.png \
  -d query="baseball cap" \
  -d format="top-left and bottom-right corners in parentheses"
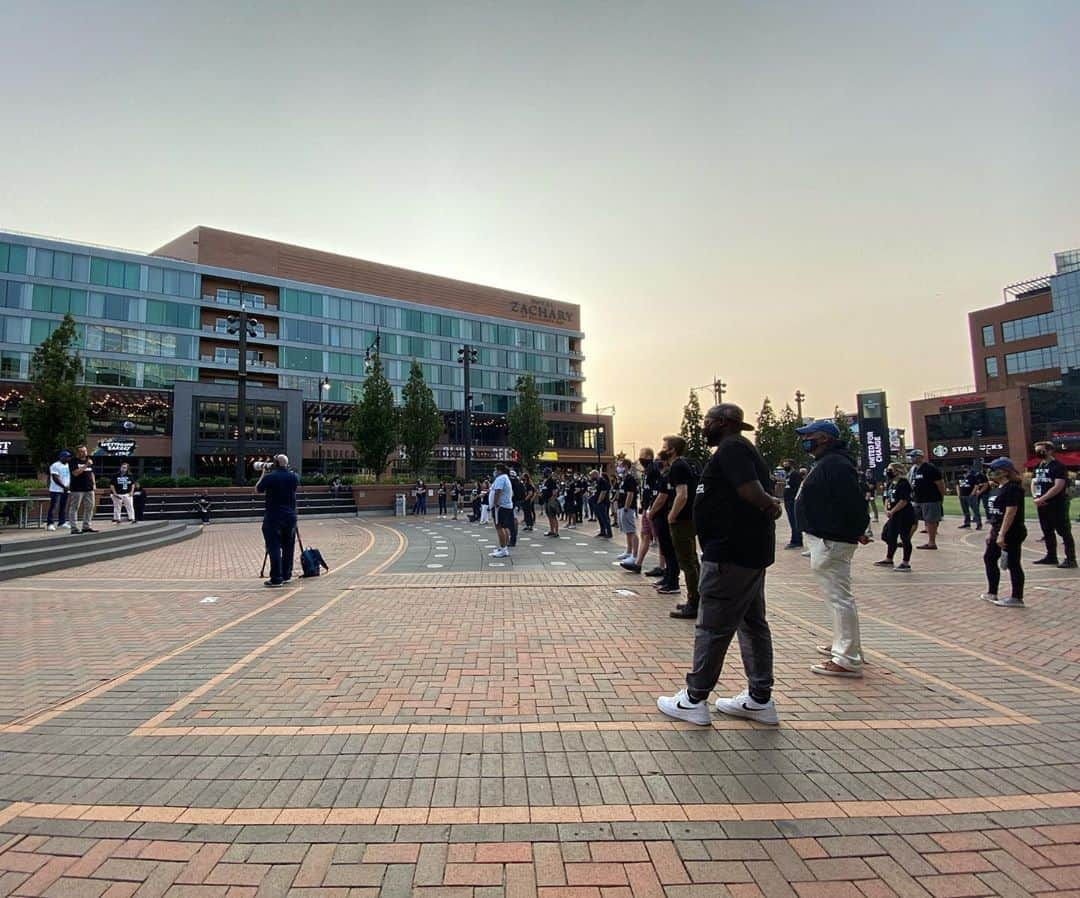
top-left (542, 467), bottom-right (552, 476)
top-left (988, 457), bottom-right (1016, 472)
top-left (58, 449), bottom-right (72, 459)
top-left (908, 448), bottom-right (925, 457)
top-left (710, 403), bottom-right (755, 432)
top-left (795, 419), bottom-right (841, 438)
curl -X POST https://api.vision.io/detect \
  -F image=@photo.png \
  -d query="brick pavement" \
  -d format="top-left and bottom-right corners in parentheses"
top-left (0, 512), bottom-right (1077, 896)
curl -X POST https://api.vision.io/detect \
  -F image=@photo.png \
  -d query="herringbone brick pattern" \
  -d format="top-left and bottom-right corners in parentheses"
top-left (0, 513), bottom-right (1077, 896)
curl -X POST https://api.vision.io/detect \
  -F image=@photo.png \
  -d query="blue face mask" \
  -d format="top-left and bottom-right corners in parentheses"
top-left (801, 439), bottom-right (816, 452)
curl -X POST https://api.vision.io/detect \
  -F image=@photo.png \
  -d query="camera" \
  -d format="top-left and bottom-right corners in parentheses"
top-left (253, 460), bottom-right (274, 472)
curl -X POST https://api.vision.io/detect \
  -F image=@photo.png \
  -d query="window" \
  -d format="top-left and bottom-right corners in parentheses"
top-left (981, 325), bottom-right (995, 347)
top-left (926, 407), bottom-right (1007, 442)
top-left (0, 243), bottom-right (28, 274)
top-left (985, 356), bottom-right (999, 378)
top-left (0, 280), bottom-right (24, 309)
top-left (0, 350), bottom-right (25, 379)
top-left (1004, 345), bottom-right (1059, 375)
top-left (1002, 312), bottom-right (1055, 343)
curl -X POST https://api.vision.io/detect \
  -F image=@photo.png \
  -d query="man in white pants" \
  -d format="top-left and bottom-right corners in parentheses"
top-left (794, 420), bottom-right (870, 678)
top-left (109, 462), bottom-right (137, 524)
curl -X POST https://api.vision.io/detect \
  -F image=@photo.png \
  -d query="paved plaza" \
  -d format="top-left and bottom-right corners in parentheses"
top-left (1, 513), bottom-right (1078, 897)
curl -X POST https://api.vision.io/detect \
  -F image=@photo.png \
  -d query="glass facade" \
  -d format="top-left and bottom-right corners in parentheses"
top-left (0, 232), bottom-right (587, 449)
top-left (985, 356), bottom-right (999, 378)
top-left (1001, 312), bottom-right (1055, 343)
top-left (1004, 345), bottom-right (1059, 375)
top-left (1051, 267), bottom-right (1080, 379)
top-left (926, 406), bottom-right (1007, 442)
top-left (981, 324), bottom-right (995, 347)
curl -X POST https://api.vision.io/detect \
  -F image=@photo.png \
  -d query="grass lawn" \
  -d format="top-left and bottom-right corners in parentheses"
top-left (939, 494), bottom-right (1041, 522)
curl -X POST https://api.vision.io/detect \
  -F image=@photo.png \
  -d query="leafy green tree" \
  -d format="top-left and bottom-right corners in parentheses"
top-left (20, 313), bottom-right (89, 471)
top-left (754, 396), bottom-right (781, 468)
top-left (775, 403), bottom-right (806, 468)
top-left (834, 406), bottom-right (861, 461)
top-left (347, 354), bottom-right (399, 481)
top-left (399, 360), bottom-right (443, 477)
top-left (507, 373), bottom-right (549, 473)
top-left (679, 389), bottom-right (710, 462)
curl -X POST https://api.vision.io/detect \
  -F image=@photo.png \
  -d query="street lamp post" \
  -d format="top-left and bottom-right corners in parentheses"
top-left (595, 403), bottom-right (615, 469)
top-left (226, 283), bottom-right (259, 486)
top-left (457, 345), bottom-right (479, 479)
top-left (317, 376), bottom-right (330, 475)
top-left (795, 390), bottom-right (806, 421)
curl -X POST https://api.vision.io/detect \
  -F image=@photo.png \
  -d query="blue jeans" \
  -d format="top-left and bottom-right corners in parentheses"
top-left (959, 494), bottom-right (981, 527)
top-left (597, 500), bottom-right (612, 537)
top-left (47, 492), bottom-right (68, 526)
top-left (262, 513), bottom-right (297, 583)
top-left (783, 495), bottom-right (801, 545)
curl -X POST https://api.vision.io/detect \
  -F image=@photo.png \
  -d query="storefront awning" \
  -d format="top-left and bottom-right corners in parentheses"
top-left (1026, 451), bottom-right (1080, 469)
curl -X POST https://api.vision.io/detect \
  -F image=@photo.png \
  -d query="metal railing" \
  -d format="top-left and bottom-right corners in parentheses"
top-left (922, 385), bottom-right (977, 399)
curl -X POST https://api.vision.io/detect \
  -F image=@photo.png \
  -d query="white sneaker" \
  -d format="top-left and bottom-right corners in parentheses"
top-left (60, 522), bottom-right (71, 529)
top-left (615, 552), bottom-right (632, 562)
top-left (490, 548), bottom-right (509, 558)
top-left (656, 688), bottom-right (711, 726)
top-left (980, 592), bottom-right (998, 602)
top-left (992, 596), bottom-right (1025, 607)
top-left (46, 524), bottom-right (56, 531)
top-left (714, 691), bottom-right (780, 726)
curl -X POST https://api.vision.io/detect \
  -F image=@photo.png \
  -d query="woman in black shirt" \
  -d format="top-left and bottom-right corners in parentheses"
top-left (876, 463), bottom-right (916, 570)
top-left (982, 458), bottom-right (1027, 607)
top-left (521, 473), bottom-right (536, 531)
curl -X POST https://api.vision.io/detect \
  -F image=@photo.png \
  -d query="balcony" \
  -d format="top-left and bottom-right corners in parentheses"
top-left (199, 355), bottom-right (278, 370)
top-left (202, 293), bottom-right (279, 312)
top-left (201, 324), bottom-right (278, 340)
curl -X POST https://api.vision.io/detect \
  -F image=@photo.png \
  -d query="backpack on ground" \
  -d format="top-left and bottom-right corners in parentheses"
top-left (297, 530), bottom-right (329, 578)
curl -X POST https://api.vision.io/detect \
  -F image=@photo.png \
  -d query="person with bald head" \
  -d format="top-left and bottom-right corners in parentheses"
top-left (256, 454), bottom-right (300, 587)
top-left (657, 403), bottom-right (783, 727)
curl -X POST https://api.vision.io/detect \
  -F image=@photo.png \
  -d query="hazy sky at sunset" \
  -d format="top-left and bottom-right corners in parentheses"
top-left (2, 1), bottom-right (1078, 451)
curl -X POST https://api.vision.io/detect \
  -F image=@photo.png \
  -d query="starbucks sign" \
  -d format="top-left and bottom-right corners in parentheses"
top-left (932, 445), bottom-right (948, 458)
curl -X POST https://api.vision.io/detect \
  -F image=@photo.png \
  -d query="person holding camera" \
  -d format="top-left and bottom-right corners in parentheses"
top-left (67, 445), bottom-right (98, 534)
top-left (256, 455), bottom-right (299, 587)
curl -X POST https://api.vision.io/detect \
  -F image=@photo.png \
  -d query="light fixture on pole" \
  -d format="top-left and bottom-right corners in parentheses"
top-left (318, 376), bottom-right (330, 475)
top-left (225, 282), bottom-right (259, 485)
top-left (364, 327), bottom-right (382, 374)
top-left (594, 403), bottom-right (615, 468)
top-left (457, 344), bottom-right (479, 479)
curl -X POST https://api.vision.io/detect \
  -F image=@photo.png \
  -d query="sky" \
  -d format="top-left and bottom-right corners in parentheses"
top-left (1, 0), bottom-right (1078, 452)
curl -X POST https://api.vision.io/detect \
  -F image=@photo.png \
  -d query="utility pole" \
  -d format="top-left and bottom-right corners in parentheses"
top-left (714, 377), bottom-right (727, 406)
top-left (595, 403), bottom-right (615, 469)
top-left (227, 283), bottom-right (259, 486)
top-left (794, 390), bottom-right (806, 421)
top-left (457, 344), bottom-right (478, 479)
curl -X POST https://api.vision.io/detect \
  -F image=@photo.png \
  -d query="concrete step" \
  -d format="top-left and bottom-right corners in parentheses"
top-left (0, 521), bottom-right (201, 581)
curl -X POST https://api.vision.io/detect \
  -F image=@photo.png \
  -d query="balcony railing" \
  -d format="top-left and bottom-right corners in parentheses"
top-left (200, 324), bottom-right (278, 339)
top-left (923, 385), bottom-right (977, 399)
top-left (201, 294), bottom-right (279, 312)
top-left (199, 355), bottom-right (278, 370)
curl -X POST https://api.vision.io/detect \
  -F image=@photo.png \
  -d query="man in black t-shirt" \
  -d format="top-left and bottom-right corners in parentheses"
top-left (622, 448), bottom-right (664, 575)
top-left (780, 460), bottom-right (803, 548)
top-left (657, 403), bottom-right (781, 727)
top-left (109, 462), bottom-right (137, 524)
top-left (1031, 441), bottom-right (1076, 567)
top-left (67, 445), bottom-right (98, 534)
top-left (908, 449), bottom-right (945, 549)
top-left (592, 470), bottom-right (613, 538)
top-left (615, 462), bottom-right (639, 563)
top-left (957, 466), bottom-right (987, 530)
top-left (540, 467), bottom-right (560, 537)
top-left (665, 436), bottom-right (701, 619)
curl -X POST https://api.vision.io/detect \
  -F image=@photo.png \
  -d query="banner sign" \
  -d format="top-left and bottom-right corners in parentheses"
top-left (96, 438), bottom-right (137, 456)
top-left (856, 390), bottom-right (890, 480)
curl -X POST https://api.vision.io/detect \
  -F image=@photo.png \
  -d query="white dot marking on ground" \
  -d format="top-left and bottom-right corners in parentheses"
top-left (550, 561), bottom-right (567, 566)
top-left (541, 551), bottom-right (556, 555)
top-left (425, 563), bottom-right (444, 568)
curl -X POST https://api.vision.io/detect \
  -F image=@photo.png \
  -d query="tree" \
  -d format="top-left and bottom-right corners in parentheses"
top-left (754, 397), bottom-right (781, 468)
top-left (507, 373), bottom-right (548, 473)
top-left (679, 390), bottom-right (710, 463)
top-left (399, 360), bottom-right (443, 477)
top-left (347, 354), bottom-right (399, 481)
top-left (834, 406), bottom-right (861, 461)
top-left (20, 313), bottom-right (89, 471)
top-left (775, 403), bottom-right (806, 468)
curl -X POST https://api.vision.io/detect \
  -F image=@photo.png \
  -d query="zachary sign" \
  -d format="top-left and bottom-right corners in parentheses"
top-left (509, 300), bottom-right (575, 326)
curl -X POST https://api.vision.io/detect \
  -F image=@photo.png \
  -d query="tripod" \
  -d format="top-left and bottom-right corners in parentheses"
top-left (259, 523), bottom-right (305, 579)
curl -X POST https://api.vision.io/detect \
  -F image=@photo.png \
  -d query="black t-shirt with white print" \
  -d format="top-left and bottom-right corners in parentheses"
top-left (1033, 459), bottom-right (1068, 504)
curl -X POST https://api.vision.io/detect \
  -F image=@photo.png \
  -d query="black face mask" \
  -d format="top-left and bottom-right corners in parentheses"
top-left (886, 471), bottom-right (895, 480)
top-left (657, 450), bottom-right (672, 462)
top-left (1036, 449), bottom-right (1048, 458)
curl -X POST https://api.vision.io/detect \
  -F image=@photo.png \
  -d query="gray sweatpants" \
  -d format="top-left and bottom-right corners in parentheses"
top-left (685, 560), bottom-right (774, 705)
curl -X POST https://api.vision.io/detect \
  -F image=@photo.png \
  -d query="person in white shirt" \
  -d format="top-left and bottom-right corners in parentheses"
top-left (488, 463), bottom-right (515, 559)
top-left (46, 449), bottom-right (72, 531)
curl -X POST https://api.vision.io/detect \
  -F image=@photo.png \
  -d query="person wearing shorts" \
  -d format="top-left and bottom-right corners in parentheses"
top-left (488, 464), bottom-right (514, 559)
top-left (615, 460), bottom-right (640, 563)
top-left (909, 449), bottom-right (945, 549)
